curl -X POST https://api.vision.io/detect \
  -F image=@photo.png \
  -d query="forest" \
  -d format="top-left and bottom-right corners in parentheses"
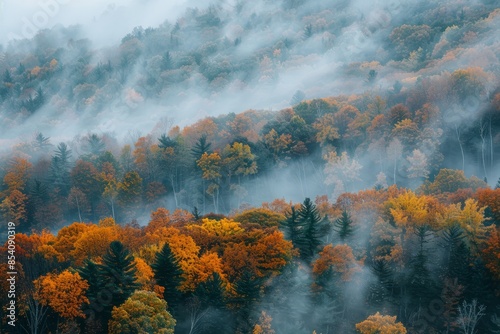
top-left (1, 0), bottom-right (500, 333)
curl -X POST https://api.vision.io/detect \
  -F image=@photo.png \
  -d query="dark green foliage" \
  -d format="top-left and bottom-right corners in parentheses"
top-left (291, 90), bottom-right (306, 106)
top-left (232, 270), bottom-right (264, 333)
top-left (191, 206), bottom-right (201, 220)
top-left (194, 272), bottom-right (226, 309)
top-left (33, 133), bottom-right (51, 150)
top-left (333, 209), bottom-right (355, 241)
top-left (440, 224), bottom-right (471, 286)
top-left (151, 242), bottom-right (184, 310)
top-left (158, 134), bottom-right (177, 149)
top-left (50, 143), bottom-right (72, 194)
top-left (282, 206), bottom-right (301, 246)
top-left (191, 134), bottom-right (212, 160)
top-left (98, 241), bottom-right (140, 309)
top-left (86, 134), bottom-right (105, 156)
top-left (295, 198), bottom-right (330, 263)
top-left (77, 259), bottom-right (102, 306)
top-left (368, 259), bottom-right (394, 305)
top-left (368, 69), bottom-right (377, 83)
top-left (408, 250), bottom-right (435, 306)
top-left (3, 69), bottom-right (12, 83)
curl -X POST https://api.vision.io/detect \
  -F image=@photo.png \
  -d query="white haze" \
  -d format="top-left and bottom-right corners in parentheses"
top-left (0, 0), bottom-right (420, 143)
top-left (0, 0), bottom-right (198, 46)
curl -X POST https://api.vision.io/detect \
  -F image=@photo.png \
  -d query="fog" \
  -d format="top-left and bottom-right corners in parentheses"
top-left (0, 0), bottom-right (426, 143)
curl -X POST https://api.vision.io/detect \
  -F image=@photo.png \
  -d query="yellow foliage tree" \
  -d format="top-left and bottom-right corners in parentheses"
top-left (71, 225), bottom-right (119, 265)
top-left (135, 257), bottom-right (155, 291)
top-left (355, 312), bottom-right (407, 334)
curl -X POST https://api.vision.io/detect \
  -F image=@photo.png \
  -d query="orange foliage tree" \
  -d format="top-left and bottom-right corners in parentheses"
top-left (312, 244), bottom-right (361, 282)
top-left (34, 270), bottom-right (89, 319)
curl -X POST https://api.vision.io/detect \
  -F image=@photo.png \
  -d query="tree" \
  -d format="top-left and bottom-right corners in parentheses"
top-left (191, 134), bottom-right (212, 160)
top-left (50, 142), bottom-right (72, 194)
top-left (281, 206), bottom-right (301, 247)
top-left (85, 134), bottom-right (106, 156)
top-left (324, 151), bottom-right (362, 194)
top-left (295, 198), bottom-right (329, 262)
top-left (253, 311), bottom-right (275, 334)
top-left (151, 243), bottom-right (184, 311)
top-left (117, 171), bottom-right (143, 208)
top-left (482, 228), bottom-right (500, 282)
top-left (312, 113), bottom-right (340, 147)
top-left (232, 269), bottom-right (264, 333)
top-left (369, 260), bottom-right (394, 305)
top-left (291, 90), bottom-right (306, 105)
top-left (390, 24), bottom-right (431, 60)
top-left (355, 312), bottom-right (407, 333)
top-left (194, 272), bottom-right (226, 309)
top-left (387, 104), bottom-right (411, 127)
top-left (77, 259), bottom-right (102, 309)
top-left (34, 270), bottom-right (89, 319)
top-left (98, 241), bottom-right (140, 314)
top-left (108, 290), bottom-right (176, 334)
top-left (387, 138), bottom-right (403, 185)
top-left (457, 299), bottom-right (486, 334)
top-left (333, 210), bottom-right (355, 241)
top-left (197, 152), bottom-right (222, 213)
top-left (312, 244), bottom-right (360, 282)
top-left (406, 149), bottom-right (429, 180)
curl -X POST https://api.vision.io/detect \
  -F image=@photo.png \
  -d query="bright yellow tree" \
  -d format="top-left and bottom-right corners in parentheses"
top-left (355, 312), bottom-right (407, 334)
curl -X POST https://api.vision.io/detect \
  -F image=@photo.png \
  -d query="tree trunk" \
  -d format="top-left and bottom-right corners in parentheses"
top-left (75, 194), bottom-right (82, 223)
top-left (456, 125), bottom-right (465, 172)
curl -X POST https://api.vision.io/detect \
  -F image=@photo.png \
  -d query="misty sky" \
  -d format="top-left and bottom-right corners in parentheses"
top-left (0, 0), bottom-right (199, 46)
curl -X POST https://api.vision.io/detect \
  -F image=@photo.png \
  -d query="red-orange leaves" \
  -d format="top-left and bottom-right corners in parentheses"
top-left (312, 244), bottom-right (361, 282)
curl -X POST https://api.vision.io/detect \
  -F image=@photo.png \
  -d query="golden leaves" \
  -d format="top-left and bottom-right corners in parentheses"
top-left (34, 270), bottom-right (89, 319)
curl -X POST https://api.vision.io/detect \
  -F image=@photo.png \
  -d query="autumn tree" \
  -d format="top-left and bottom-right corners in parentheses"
top-left (253, 311), bottom-right (275, 334)
top-left (355, 312), bottom-right (407, 333)
top-left (34, 270), bottom-right (89, 319)
top-left (197, 152), bottom-right (222, 212)
top-left (117, 171), bottom-right (143, 208)
top-left (108, 290), bottom-right (176, 334)
top-left (324, 151), bottom-right (362, 195)
top-left (222, 141), bottom-right (258, 208)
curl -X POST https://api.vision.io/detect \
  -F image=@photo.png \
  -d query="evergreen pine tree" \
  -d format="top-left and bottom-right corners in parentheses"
top-left (194, 272), bottom-right (226, 309)
top-left (192, 273), bottom-right (233, 334)
top-left (296, 198), bottom-right (329, 263)
top-left (408, 249), bottom-right (435, 308)
top-left (151, 242), bottom-right (184, 311)
top-left (333, 209), bottom-right (355, 242)
top-left (98, 241), bottom-right (139, 309)
top-left (441, 224), bottom-right (471, 286)
top-left (232, 270), bottom-right (264, 333)
top-left (368, 259), bottom-right (394, 306)
top-left (158, 134), bottom-right (177, 149)
top-left (77, 259), bottom-right (102, 307)
top-left (281, 206), bottom-right (301, 247)
top-left (191, 134), bottom-right (212, 160)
